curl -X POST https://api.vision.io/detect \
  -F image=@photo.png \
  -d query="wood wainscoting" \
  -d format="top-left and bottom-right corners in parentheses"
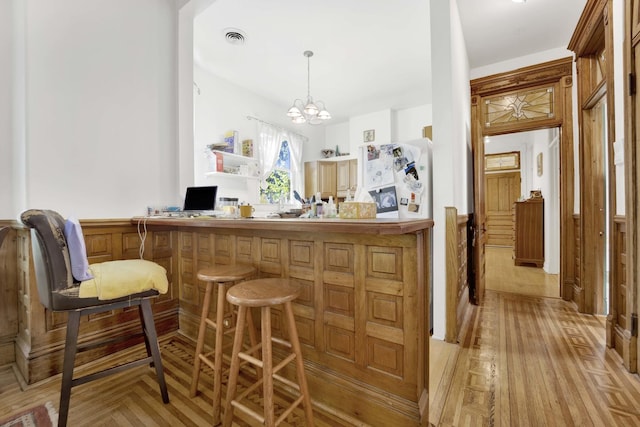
top-left (445, 207), bottom-right (472, 343)
top-left (607, 216), bottom-right (636, 371)
top-left (0, 222), bottom-right (18, 367)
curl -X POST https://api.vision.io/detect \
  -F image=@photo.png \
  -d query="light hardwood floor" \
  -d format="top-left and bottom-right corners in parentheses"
top-left (0, 334), bottom-right (348, 427)
top-left (429, 246), bottom-right (640, 426)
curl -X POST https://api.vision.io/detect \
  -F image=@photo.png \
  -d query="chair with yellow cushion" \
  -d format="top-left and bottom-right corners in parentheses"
top-left (20, 209), bottom-right (170, 427)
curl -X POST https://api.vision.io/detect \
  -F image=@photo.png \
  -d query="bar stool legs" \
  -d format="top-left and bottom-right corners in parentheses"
top-left (190, 265), bottom-right (257, 425)
top-left (222, 278), bottom-right (314, 427)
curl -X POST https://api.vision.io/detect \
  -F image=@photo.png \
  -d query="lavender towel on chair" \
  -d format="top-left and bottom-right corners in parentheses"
top-left (63, 217), bottom-right (94, 282)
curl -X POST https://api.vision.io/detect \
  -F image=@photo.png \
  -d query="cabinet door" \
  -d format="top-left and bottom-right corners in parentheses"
top-left (318, 162), bottom-right (337, 199)
top-left (304, 161), bottom-right (318, 199)
top-left (349, 159), bottom-right (357, 192)
top-left (336, 160), bottom-right (350, 196)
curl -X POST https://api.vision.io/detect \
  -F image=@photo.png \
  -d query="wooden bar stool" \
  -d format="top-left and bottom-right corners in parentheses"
top-left (190, 264), bottom-right (258, 425)
top-left (222, 278), bottom-right (314, 427)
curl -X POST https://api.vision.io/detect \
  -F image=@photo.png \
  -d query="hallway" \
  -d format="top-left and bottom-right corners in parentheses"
top-left (430, 247), bottom-right (640, 426)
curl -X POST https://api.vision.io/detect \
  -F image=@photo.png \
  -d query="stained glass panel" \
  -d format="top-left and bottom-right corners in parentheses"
top-left (484, 86), bottom-right (554, 127)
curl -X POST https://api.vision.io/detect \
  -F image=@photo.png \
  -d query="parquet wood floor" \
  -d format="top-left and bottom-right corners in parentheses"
top-left (0, 334), bottom-right (347, 427)
top-left (431, 247), bottom-right (640, 426)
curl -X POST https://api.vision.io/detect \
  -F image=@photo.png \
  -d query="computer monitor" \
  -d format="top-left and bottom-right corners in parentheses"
top-left (183, 186), bottom-right (217, 212)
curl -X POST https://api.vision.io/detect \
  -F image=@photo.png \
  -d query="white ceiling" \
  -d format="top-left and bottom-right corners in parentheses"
top-left (194, 0), bottom-right (587, 125)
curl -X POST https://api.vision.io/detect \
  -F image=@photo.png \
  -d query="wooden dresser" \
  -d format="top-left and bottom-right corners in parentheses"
top-left (513, 197), bottom-right (544, 267)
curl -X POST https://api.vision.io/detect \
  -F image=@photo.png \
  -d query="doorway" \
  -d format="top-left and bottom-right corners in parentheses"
top-left (484, 129), bottom-right (561, 298)
top-left (470, 58), bottom-right (575, 306)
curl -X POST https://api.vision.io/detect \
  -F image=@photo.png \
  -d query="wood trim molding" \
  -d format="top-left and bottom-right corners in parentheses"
top-left (470, 57), bottom-right (573, 97)
top-left (568, 0), bottom-right (608, 55)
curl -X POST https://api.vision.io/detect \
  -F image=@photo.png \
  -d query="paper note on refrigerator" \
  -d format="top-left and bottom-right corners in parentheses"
top-left (365, 157), bottom-right (394, 188)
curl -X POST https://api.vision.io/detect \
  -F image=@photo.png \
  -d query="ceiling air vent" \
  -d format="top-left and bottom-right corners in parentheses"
top-left (223, 28), bottom-right (247, 46)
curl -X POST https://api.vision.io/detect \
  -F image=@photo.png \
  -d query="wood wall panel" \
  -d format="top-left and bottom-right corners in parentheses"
top-left (290, 240), bottom-right (313, 266)
top-left (324, 284), bottom-right (354, 317)
top-left (325, 243), bottom-right (353, 273)
top-left (445, 208), bottom-right (472, 343)
top-left (367, 337), bottom-right (403, 377)
top-left (368, 292), bottom-right (403, 328)
top-left (368, 246), bottom-right (402, 281)
top-left (608, 216), bottom-right (635, 369)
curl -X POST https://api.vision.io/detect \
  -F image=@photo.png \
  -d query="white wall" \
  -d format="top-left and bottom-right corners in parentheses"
top-left (5, 0), bottom-right (181, 219)
top-left (349, 110), bottom-right (394, 152)
top-left (322, 104), bottom-right (433, 161)
top-left (430, 0), bottom-right (470, 340)
top-left (613, 0), bottom-right (625, 215)
top-left (393, 104), bottom-right (433, 142)
top-left (0, 1), bottom-right (16, 219)
top-left (193, 65), bottom-right (325, 203)
top-left (470, 47), bottom-right (573, 80)
top-left (324, 121), bottom-right (350, 157)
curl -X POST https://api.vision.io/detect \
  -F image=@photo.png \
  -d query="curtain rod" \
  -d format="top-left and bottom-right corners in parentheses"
top-left (246, 115), bottom-right (309, 142)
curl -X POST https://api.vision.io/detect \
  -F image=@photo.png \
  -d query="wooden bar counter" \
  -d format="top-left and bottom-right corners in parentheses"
top-left (9, 216), bottom-right (432, 427)
top-left (144, 216), bottom-right (433, 426)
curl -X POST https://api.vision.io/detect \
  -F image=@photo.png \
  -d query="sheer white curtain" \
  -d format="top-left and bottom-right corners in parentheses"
top-left (257, 123), bottom-right (305, 202)
top-left (257, 123), bottom-right (282, 185)
top-left (284, 131), bottom-right (304, 199)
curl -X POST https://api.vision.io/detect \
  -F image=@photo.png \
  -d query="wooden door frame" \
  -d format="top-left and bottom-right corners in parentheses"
top-left (470, 57), bottom-right (575, 306)
top-left (569, 0), bottom-right (616, 317)
top-left (624, 0), bottom-right (639, 373)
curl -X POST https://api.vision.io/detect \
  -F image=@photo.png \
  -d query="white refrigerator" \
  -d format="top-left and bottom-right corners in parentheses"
top-left (356, 138), bottom-right (433, 219)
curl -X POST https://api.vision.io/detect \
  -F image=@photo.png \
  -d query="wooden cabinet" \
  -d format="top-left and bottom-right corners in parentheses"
top-left (304, 160), bottom-right (336, 199)
top-left (336, 159), bottom-right (357, 198)
top-left (514, 197), bottom-right (544, 267)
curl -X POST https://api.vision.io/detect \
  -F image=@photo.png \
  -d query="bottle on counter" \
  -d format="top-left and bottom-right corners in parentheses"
top-left (310, 195), bottom-right (317, 217)
top-left (326, 196), bottom-right (336, 218)
top-left (315, 192), bottom-right (323, 217)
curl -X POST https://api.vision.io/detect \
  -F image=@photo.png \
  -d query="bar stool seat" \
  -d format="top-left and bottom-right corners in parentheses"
top-left (190, 264), bottom-right (258, 425)
top-left (223, 278), bottom-right (314, 427)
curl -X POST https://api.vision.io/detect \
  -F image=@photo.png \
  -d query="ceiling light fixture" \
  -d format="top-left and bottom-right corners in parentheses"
top-left (512, 0), bottom-right (526, 3)
top-left (287, 51), bottom-right (331, 125)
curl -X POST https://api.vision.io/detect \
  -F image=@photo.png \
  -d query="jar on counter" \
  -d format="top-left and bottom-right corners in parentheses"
top-left (218, 197), bottom-right (239, 218)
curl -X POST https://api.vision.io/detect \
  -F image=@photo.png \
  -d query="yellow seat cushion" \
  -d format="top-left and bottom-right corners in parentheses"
top-left (78, 259), bottom-right (168, 300)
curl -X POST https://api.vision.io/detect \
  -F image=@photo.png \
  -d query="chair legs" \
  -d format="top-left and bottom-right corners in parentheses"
top-left (56, 299), bottom-right (169, 427)
top-left (58, 311), bottom-right (81, 427)
top-left (140, 299), bottom-right (170, 403)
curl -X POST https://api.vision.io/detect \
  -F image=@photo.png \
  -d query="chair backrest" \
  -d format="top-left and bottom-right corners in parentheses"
top-left (20, 209), bottom-right (74, 310)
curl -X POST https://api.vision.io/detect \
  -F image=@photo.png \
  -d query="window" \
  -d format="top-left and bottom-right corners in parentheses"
top-left (261, 140), bottom-right (291, 203)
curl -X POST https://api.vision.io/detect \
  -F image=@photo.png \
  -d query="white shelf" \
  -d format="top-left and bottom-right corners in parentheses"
top-left (205, 171), bottom-right (260, 180)
top-left (211, 150), bottom-right (257, 167)
top-left (208, 150), bottom-right (260, 179)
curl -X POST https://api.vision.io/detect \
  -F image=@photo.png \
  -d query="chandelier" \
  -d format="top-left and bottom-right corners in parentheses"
top-left (286, 51), bottom-right (331, 125)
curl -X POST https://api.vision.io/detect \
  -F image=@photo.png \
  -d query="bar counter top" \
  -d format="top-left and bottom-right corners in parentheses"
top-left (132, 216), bottom-right (434, 235)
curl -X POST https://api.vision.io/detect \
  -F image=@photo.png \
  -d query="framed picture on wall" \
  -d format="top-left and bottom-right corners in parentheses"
top-left (537, 152), bottom-right (543, 176)
top-left (363, 129), bottom-right (375, 142)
